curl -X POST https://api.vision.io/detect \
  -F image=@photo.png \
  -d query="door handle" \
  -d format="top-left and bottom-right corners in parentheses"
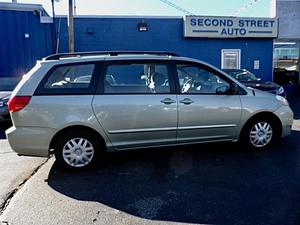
top-left (160, 98), bottom-right (176, 104)
top-left (180, 98), bottom-right (194, 105)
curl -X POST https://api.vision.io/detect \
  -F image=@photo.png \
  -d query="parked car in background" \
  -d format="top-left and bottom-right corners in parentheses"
top-left (273, 68), bottom-right (299, 85)
top-left (6, 51), bottom-right (293, 171)
top-left (0, 77), bottom-right (21, 122)
top-left (223, 69), bottom-right (286, 97)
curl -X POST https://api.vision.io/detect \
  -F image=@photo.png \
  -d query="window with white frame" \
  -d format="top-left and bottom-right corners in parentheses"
top-left (221, 49), bottom-right (241, 69)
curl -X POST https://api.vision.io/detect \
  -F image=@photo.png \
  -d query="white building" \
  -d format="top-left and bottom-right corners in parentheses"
top-left (272, 0), bottom-right (300, 86)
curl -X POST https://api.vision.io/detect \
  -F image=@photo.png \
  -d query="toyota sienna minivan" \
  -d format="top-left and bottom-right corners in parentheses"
top-left (6, 51), bottom-right (293, 171)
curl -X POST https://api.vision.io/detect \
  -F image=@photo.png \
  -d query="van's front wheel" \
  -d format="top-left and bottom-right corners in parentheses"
top-left (54, 130), bottom-right (101, 171)
top-left (242, 118), bottom-right (280, 150)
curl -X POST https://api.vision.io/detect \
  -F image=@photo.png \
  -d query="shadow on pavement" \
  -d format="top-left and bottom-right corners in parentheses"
top-left (47, 137), bottom-right (300, 225)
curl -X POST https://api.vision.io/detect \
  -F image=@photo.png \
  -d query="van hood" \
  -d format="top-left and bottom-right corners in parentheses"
top-left (249, 87), bottom-right (278, 98)
top-left (242, 80), bottom-right (280, 92)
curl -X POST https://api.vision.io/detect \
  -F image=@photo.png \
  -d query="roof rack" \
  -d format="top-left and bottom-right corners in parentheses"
top-left (43, 51), bottom-right (179, 60)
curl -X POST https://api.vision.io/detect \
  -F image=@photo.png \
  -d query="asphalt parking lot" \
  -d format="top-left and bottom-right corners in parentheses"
top-left (0, 122), bottom-right (9, 139)
top-left (1, 136), bottom-right (300, 225)
top-left (0, 96), bottom-right (300, 225)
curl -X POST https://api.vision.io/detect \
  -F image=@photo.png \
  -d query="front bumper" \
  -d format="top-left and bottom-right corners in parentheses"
top-left (6, 126), bottom-right (57, 157)
top-left (274, 105), bottom-right (294, 137)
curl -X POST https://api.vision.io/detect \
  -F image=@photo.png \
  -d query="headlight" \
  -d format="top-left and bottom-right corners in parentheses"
top-left (277, 86), bottom-right (284, 95)
top-left (276, 95), bottom-right (289, 105)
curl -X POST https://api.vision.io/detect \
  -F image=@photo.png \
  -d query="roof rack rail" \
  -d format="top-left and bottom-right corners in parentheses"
top-left (43, 51), bottom-right (179, 60)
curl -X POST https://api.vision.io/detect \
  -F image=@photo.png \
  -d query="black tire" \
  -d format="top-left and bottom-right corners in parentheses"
top-left (241, 117), bottom-right (280, 151)
top-left (54, 130), bottom-right (102, 171)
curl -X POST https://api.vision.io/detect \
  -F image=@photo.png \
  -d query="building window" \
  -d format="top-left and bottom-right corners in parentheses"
top-left (221, 49), bottom-right (241, 69)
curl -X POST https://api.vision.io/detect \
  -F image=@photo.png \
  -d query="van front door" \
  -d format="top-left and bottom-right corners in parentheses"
top-left (175, 61), bottom-right (242, 143)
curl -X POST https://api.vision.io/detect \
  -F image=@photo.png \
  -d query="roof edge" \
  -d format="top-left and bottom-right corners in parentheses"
top-left (0, 2), bottom-right (50, 17)
top-left (55, 15), bottom-right (183, 19)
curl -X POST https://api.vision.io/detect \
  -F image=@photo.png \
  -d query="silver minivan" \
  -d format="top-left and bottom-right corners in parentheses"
top-left (6, 51), bottom-right (294, 171)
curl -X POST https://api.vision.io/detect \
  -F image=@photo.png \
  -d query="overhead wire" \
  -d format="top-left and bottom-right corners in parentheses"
top-left (159, 0), bottom-right (195, 15)
top-left (230, 0), bottom-right (262, 16)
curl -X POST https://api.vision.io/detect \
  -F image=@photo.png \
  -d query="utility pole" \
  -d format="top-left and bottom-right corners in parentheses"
top-left (68, 0), bottom-right (74, 52)
top-left (51, 0), bottom-right (57, 53)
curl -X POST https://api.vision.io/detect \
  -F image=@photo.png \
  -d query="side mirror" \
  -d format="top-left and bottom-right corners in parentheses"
top-left (140, 75), bottom-right (147, 80)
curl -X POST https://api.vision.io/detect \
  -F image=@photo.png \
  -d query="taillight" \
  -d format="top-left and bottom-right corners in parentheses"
top-left (8, 96), bottom-right (31, 112)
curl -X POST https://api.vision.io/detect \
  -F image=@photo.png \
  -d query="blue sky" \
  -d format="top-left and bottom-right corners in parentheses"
top-left (2, 0), bottom-right (273, 17)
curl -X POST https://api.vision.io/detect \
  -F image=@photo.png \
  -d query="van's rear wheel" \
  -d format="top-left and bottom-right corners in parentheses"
top-left (242, 118), bottom-right (280, 150)
top-left (54, 130), bottom-right (101, 171)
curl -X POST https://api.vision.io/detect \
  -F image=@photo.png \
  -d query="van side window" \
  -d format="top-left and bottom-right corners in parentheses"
top-left (44, 64), bottom-right (95, 89)
top-left (35, 63), bottom-right (97, 95)
top-left (177, 64), bottom-right (230, 94)
top-left (104, 63), bottom-right (170, 94)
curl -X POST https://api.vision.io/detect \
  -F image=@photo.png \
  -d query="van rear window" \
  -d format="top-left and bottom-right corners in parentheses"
top-left (44, 64), bottom-right (94, 89)
top-left (35, 63), bottom-right (97, 95)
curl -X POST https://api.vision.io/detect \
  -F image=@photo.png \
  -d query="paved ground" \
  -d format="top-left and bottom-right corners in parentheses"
top-left (0, 122), bottom-right (8, 139)
top-left (0, 137), bottom-right (47, 213)
top-left (0, 122), bottom-right (47, 211)
top-left (0, 96), bottom-right (300, 225)
top-left (1, 137), bottom-right (300, 225)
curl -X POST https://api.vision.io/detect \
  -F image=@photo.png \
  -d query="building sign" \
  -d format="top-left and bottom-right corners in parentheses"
top-left (184, 16), bottom-right (278, 38)
top-left (254, 60), bottom-right (260, 69)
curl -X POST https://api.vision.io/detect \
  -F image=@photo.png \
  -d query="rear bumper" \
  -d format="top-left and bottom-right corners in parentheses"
top-left (274, 105), bottom-right (294, 137)
top-left (6, 126), bottom-right (57, 157)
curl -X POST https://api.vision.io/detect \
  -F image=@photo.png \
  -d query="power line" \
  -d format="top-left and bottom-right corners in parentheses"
top-left (230, 0), bottom-right (262, 16)
top-left (159, 0), bottom-right (194, 15)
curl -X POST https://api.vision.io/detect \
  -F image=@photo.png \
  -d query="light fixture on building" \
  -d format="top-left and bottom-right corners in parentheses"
top-left (138, 22), bottom-right (148, 32)
top-left (86, 27), bottom-right (95, 35)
